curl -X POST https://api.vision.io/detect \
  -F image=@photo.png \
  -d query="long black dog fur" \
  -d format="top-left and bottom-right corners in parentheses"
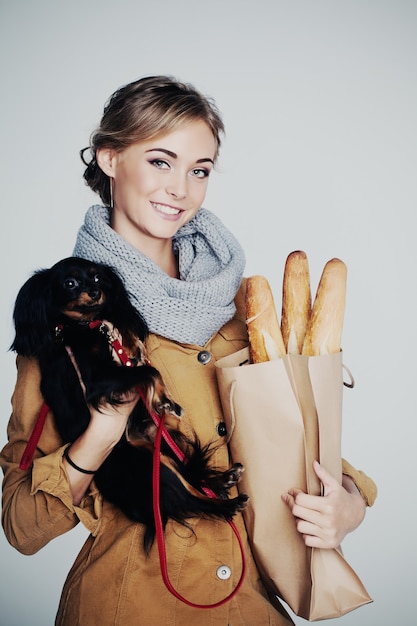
top-left (11, 257), bottom-right (248, 550)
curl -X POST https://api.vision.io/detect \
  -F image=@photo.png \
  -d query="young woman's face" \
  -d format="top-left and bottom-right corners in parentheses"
top-left (104, 120), bottom-right (217, 250)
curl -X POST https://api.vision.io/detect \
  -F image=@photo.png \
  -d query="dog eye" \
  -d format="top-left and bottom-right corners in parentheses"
top-left (63, 278), bottom-right (80, 291)
top-left (92, 274), bottom-right (101, 284)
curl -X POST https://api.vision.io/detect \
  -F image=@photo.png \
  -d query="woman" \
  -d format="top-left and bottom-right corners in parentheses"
top-left (1, 76), bottom-right (376, 625)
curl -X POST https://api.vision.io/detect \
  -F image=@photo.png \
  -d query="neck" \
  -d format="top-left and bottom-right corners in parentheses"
top-left (110, 215), bottom-right (179, 278)
top-left (157, 250), bottom-right (179, 278)
top-left (137, 241), bottom-right (179, 278)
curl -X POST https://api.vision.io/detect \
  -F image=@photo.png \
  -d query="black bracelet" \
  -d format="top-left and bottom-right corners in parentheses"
top-left (64, 446), bottom-right (98, 475)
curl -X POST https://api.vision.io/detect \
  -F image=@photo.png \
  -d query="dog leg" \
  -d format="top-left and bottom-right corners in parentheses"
top-left (137, 367), bottom-right (183, 419)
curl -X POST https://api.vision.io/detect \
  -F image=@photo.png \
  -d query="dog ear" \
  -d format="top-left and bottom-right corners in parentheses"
top-left (10, 269), bottom-right (54, 356)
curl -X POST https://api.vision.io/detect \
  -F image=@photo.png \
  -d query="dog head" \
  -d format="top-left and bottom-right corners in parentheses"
top-left (48, 257), bottom-right (110, 321)
top-left (11, 257), bottom-right (148, 357)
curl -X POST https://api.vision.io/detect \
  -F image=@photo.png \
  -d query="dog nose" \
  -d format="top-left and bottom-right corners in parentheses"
top-left (89, 289), bottom-right (101, 301)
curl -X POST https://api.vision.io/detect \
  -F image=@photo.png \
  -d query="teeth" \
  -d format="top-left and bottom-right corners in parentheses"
top-left (152, 202), bottom-right (180, 215)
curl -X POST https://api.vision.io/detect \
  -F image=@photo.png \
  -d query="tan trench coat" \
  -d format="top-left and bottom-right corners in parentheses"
top-left (1, 283), bottom-right (376, 625)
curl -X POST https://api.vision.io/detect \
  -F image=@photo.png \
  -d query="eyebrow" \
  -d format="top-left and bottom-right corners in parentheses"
top-left (145, 148), bottom-right (214, 165)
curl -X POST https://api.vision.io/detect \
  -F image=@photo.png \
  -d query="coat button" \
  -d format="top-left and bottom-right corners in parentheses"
top-left (216, 565), bottom-right (231, 580)
top-left (216, 421), bottom-right (227, 437)
top-left (197, 350), bottom-right (211, 364)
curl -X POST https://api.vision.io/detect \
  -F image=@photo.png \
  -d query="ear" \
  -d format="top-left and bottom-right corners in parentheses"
top-left (96, 147), bottom-right (118, 177)
top-left (10, 269), bottom-right (54, 356)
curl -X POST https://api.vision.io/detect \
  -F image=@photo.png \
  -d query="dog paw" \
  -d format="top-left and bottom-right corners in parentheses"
top-left (222, 463), bottom-right (244, 488)
top-left (235, 493), bottom-right (249, 511)
top-left (156, 398), bottom-right (183, 419)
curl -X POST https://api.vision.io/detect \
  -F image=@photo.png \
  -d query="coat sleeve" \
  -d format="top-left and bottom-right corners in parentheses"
top-left (0, 357), bottom-right (102, 555)
top-left (341, 458), bottom-right (377, 507)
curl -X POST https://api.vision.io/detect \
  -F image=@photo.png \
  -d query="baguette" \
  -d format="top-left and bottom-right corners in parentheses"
top-left (281, 251), bottom-right (311, 354)
top-left (246, 275), bottom-right (286, 363)
top-left (302, 258), bottom-right (347, 356)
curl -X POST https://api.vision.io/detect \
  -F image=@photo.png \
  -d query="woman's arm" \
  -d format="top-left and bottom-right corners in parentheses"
top-left (62, 391), bottom-right (139, 506)
top-left (0, 357), bottom-right (116, 553)
top-left (61, 339), bottom-right (140, 506)
top-left (1, 356), bottom-right (141, 554)
top-left (1, 358), bottom-right (88, 554)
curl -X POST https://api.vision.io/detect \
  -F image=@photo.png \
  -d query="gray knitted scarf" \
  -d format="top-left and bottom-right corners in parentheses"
top-left (73, 205), bottom-right (245, 345)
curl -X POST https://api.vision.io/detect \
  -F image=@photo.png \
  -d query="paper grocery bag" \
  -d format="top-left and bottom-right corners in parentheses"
top-left (215, 347), bottom-right (372, 621)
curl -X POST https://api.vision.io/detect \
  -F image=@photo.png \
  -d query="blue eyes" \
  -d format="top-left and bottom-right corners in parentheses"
top-left (149, 159), bottom-right (210, 179)
top-left (150, 159), bottom-right (169, 169)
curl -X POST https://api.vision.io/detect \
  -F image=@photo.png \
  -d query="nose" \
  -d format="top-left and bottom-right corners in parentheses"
top-left (89, 288), bottom-right (101, 302)
top-left (166, 171), bottom-right (187, 199)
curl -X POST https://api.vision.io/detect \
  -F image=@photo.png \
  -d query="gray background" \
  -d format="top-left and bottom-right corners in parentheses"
top-left (1, 1), bottom-right (415, 624)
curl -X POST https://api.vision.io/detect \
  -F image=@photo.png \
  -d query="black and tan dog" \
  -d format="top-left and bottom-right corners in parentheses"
top-left (11, 257), bottom-right (247, 549)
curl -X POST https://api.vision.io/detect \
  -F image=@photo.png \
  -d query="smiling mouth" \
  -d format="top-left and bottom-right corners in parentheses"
top-left (151, 202), bottom-right (182, 216)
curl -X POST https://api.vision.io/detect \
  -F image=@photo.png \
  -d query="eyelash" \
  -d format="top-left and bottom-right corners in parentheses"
top-left (192, 168), bottom-right (210, 179)
top-left (149, 159), bottom-right (169, 169)
top-left (148, 159), bottom-right (210, 179)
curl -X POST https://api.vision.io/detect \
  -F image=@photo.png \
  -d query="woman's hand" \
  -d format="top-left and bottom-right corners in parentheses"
top-left (281, 461), bottom-right (366, 549)
top-left (63, 392), bottom-right (140, 506)
top-left (86, 390), bottom-right (140, 447)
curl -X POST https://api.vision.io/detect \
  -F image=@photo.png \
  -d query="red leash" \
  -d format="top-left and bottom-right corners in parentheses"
top-left (19, 401), bottom-right (50, 470)
top-left (152, 408), bottom-right (247, 608)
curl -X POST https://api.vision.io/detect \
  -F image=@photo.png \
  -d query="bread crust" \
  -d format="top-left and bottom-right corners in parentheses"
top-left (281, 251), bottom-right (311, 354)
top-left (302, 258), bottom-right (347, 356)
top-left (246, 275), bottom-right (285, 363)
